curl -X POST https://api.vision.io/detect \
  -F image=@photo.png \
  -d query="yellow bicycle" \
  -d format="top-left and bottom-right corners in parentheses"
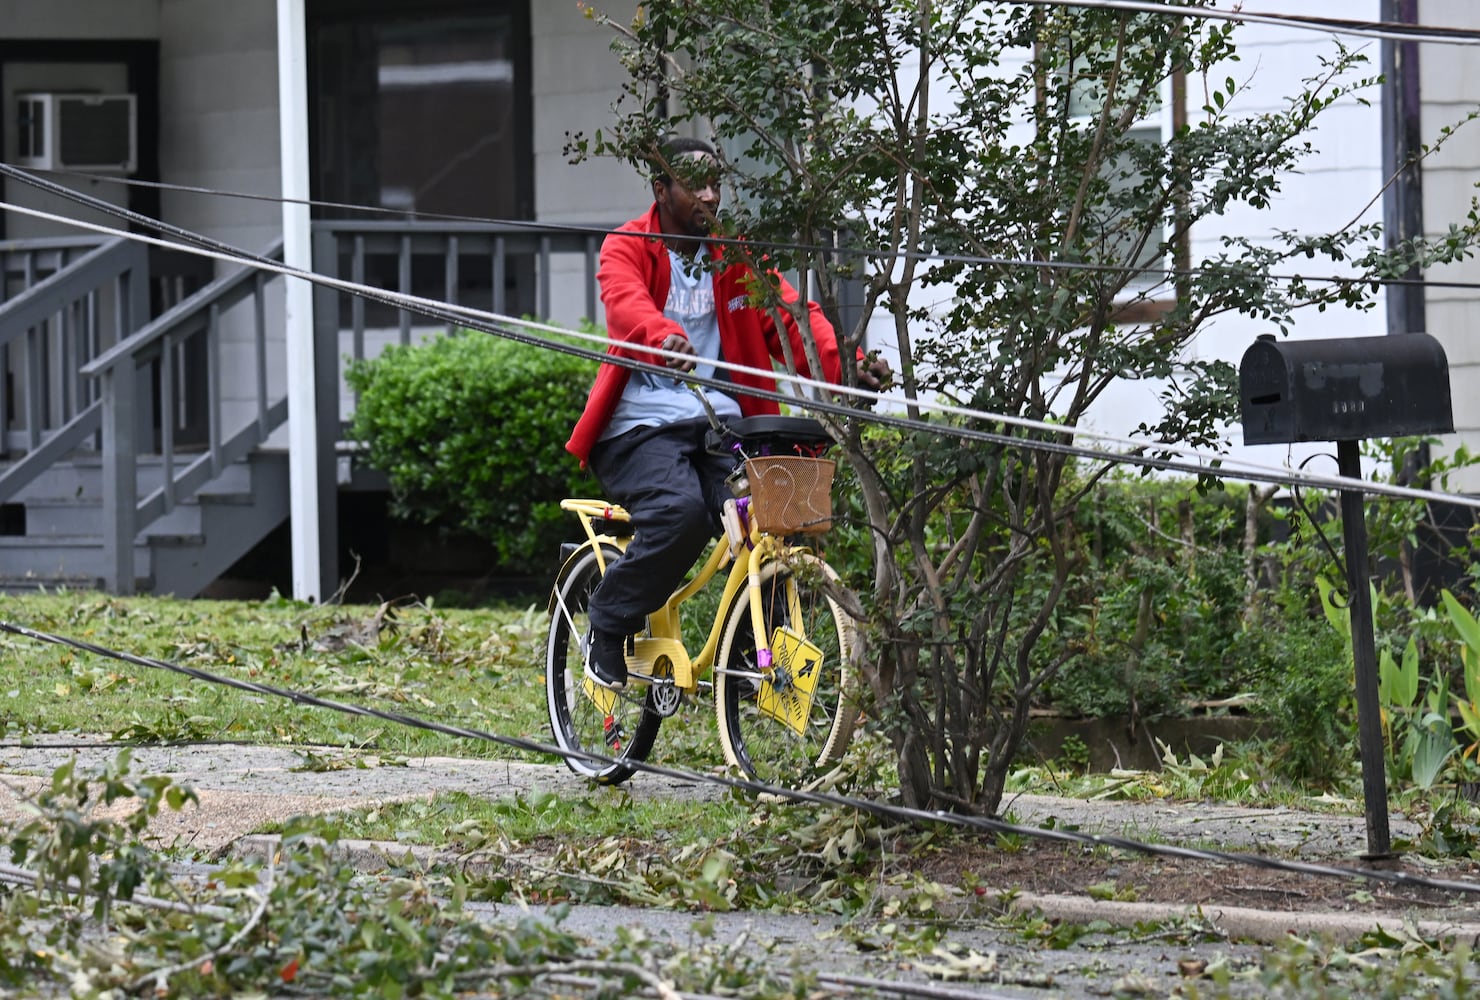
top-left (544, 416), bottom-right (859, 786)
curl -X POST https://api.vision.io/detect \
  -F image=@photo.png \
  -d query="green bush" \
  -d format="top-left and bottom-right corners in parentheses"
top-left (1044, 474), bottom-right (1259, 719)
top-left (1245, 609), bottom-right (1356, 786)
top-left (345, 329), bottom-right (596, 575)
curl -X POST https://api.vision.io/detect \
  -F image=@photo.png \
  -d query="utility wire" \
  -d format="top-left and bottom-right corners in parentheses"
top-left (4, 165), bottom-right (1478, 513)
top-left (6, 168), bottom-right (1479, 901)
top-left (1007, 0), bottom-right (1480, 45)
top-left (14, 162), bottom-right (1477, 296)
top-left (8, 190), bottom-right (1479, 515)
top-left (3, 615), bottom-right (1479, 901)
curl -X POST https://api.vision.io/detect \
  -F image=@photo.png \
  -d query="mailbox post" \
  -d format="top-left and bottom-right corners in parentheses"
top-left (1240, 332), bottom-right (1453, 859)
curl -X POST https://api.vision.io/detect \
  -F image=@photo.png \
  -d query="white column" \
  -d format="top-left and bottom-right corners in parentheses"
top-left (277, 0), bottom-right (321, 601)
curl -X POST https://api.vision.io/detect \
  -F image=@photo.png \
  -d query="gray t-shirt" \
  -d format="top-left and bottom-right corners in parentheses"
top-left (601, 245), bottom-right (743, 439)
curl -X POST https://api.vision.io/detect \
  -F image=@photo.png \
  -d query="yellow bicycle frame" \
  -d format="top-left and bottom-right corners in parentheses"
top-left (556, 497), bottom-right (805, 694)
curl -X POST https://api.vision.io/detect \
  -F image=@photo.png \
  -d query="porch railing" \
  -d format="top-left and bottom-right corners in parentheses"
top-left (1, 221), bottom-right (613, 595)
top-left (311, 219), bottom-right (606, 360)
top-left (79, 242), bottom-right (288, 593)
top-left (0, 236), bottom-right (149, 500)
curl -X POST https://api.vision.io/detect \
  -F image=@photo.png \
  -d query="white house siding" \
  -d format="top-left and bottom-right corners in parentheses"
top-left (0, 1), bottom-right (156, 240)
top-left (883, 6), bottom-right (1389, 478)
top-left (1090, 3), bottom-right (1390, 478)
top-left (1418, 2), bottom-right (1480, 489)
top-left (157, 0), bottom-right (286, 445)
top-left (531, 1), bottom-right (639, 331)
top-left (0, 0), bottom-right (157, 39)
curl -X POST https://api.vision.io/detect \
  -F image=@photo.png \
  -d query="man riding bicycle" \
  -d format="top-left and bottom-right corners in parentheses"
top-left (566, 136), bottom-right (888, 690)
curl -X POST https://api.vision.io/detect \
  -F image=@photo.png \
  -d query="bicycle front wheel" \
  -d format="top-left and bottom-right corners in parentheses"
top-left (714, 551), bottom-right (858, 787)
top-left (546, 543), bottom-right (661, 784)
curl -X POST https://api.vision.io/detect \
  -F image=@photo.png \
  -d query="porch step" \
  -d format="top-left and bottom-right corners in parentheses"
top-left (17, 490), bottom-right (255, 537)
top-left (0, 574), bottom-right (104, 594)
top-left (0, 451), bottom-right (289, 598)
top-left (0, 534), bottom-right (154, 591)
top-left (5, 453), bottom-right (258, 505)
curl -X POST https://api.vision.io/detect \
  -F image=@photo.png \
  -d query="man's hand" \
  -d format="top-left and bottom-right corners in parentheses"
top-left (856, 351), bottom-right (893, 392)
top-left (661, 333), bottom-right (698, 373)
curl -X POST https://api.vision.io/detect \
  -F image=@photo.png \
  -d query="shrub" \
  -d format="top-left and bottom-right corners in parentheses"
top-left (345, 329), bottom-right (596, 575)
top-left (1245, 608), bottom-right (1356, 786)
top-left (1044, 474), bottom-right (1259, 719)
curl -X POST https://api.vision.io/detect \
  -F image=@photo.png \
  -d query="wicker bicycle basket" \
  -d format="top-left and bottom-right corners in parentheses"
top-left (744, 455), bottom-right (835, 535)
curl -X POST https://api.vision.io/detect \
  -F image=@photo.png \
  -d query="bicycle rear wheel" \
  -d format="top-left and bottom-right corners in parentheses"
top-left (546, 544), bottom-right (661, 784)
top-left (714, 551), bottom-right (858, 787)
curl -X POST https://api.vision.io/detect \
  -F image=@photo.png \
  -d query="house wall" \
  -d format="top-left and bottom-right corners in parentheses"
top-left (1418, 1), bottom-right (1480, 490)
top-left (158, 0), bottom-right (282, 256)
top-left (530, 1), bottom-right (638, 330)
top-left (0, 1), bottom-right (157, 238)
top-left (1092, 2), bottom-right (1390, 475)
top-left (0, 0), bottom-right (157, 38)
top-left (158, 0), bottom-right (286, 442)
top-left (887, 4), bottom-right (1389, 478)
top-left (150, 2), bottom-right (640, 439)
top-left (0, 61), bottom-right (134, 240)
top-left (16, 2), bottom-right (1471, 494)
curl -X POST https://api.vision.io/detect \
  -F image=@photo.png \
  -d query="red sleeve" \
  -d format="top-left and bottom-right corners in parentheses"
top-left (597, 224), bottom-right (684, 366)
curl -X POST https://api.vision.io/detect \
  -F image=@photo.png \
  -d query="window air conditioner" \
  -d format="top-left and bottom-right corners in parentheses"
top-left (15, 92), bottom-right (138, 174)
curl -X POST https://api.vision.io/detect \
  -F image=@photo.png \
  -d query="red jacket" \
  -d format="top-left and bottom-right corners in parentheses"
top-left (566, 205), bottom-right (843, 463)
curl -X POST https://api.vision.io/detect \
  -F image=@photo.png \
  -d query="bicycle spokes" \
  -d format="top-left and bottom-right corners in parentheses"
top-left (715, 553), bottom-right (857, 785)
top-left (545, 544), bottom-right (662, 784)
top-left (583, 677), bottom-right (620, 716)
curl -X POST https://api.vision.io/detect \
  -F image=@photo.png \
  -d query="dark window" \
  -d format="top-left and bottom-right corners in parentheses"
top-left (310, 2), bottom-right (531, 221)
top-left (309, 1), bottom-right (534, 322)
top-left (16, 96), bottom-right (43, 159)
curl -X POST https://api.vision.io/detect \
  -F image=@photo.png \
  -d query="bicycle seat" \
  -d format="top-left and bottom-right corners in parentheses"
top-left (728, 416), bottom-right (832, 448)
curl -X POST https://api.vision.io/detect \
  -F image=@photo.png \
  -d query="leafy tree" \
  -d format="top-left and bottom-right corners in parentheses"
top-left (571, 1), bottom-right (1480, 812)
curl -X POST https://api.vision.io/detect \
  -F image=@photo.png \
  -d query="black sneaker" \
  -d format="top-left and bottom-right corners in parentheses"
top-left (582, 629), bottom-right (628, 690)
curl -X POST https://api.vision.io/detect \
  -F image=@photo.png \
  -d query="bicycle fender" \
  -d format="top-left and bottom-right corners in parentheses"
top-left (547, 540), bottom-right (625, 616)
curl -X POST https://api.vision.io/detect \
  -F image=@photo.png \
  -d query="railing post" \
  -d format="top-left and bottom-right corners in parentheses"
top-left (585, 235), bottom-right (598, 323)
top-left (445, 234), bottom-right (460, 336)
top-left (124, 254), bottom-right (154, 456)
top-left (493, 235), bottom-right (506, 316)
top-left (254, 273), bottom-right (269, 437)
top-left (538, 235), bottom-right (552, 320)
top-left (312, 227), bottom-right (341, 598)
top-left (100, 363), bottom-right (138, 595)
top-left (398, 235), bottom-right (412, 345)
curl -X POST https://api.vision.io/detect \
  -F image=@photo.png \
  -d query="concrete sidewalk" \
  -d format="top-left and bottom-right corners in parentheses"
top-left (0, 733), bottom-right (1424, 857)
top-left (0, 734), bottom-right (722, 854)
top-left (2, 733), bottom-right (1476, 953)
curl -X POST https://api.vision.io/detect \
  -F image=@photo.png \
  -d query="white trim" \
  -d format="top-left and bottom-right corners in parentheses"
top-left (277, 0), bottom-right (321, 602)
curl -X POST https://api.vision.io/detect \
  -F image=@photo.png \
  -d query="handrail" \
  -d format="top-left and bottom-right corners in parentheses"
top-left (85, 239), bottom-right (288, 594)
top-left (311, 219), bottom-right (609, 345)
top-left (0, 234), bottom-right (150, 459)
top-left (5, 221), bottom-right (609, 596)
top-left (0, 238), bottom-right (147, 349)
top-left (319, 219), bottom-right (605, 235)
top-left (82, 241), bottom-right (284, 377)
top-left (0, 402), bottom-right (102, 505)
top-left (0, 234), bottom-right (108, 255)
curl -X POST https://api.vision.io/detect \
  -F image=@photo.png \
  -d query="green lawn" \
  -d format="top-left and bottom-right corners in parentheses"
top-left (0, 590), bottom-right (644, 764)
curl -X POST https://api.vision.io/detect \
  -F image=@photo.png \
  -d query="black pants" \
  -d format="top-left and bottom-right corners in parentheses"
top-left (585, 419), bottom-right (736, 637)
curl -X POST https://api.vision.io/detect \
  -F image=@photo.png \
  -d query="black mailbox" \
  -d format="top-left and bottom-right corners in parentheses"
top-left (1239, 332), bottom-right (1454, 444)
